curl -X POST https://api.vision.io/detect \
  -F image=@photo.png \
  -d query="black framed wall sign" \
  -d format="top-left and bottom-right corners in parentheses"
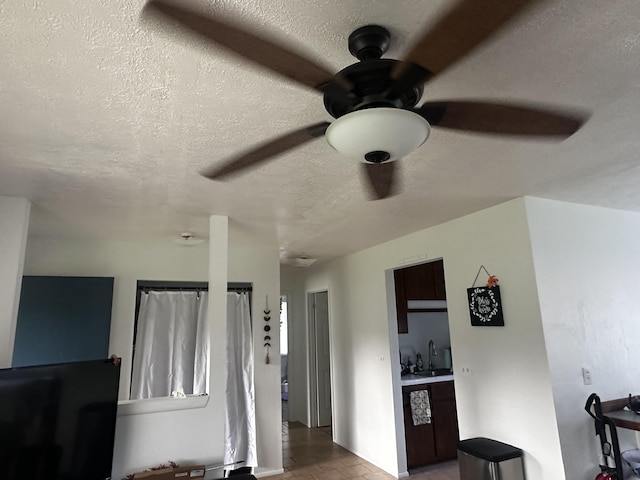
top-left (467, 285), bottom-right (504, 326)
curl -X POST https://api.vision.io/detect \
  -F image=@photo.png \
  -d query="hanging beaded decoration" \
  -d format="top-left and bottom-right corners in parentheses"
top-left (264, 296), bottom-right (271, 364)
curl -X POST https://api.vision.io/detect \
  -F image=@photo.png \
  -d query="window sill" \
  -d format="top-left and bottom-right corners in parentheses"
top-left (117, 394), bottom-right (209, 416)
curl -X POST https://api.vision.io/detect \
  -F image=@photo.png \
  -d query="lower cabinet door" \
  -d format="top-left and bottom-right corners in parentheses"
top-left (404, 403), bottom-right (437, 468)
top-left (431, 381), bottom-right (460, 462)
top-left (404, 381), bottom-right (459, 469)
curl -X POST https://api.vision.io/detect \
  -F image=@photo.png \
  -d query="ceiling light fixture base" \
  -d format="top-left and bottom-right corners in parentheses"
top-left (348, 25), bottom-right (390, 61)
top-left (280, 253), bottom-right (318, 268)
top-left (175, 232), bottom-right (206, 246)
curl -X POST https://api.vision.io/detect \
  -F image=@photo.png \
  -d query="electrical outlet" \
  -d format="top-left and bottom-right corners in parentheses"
top-left (582, 368), bottom-right (592, 385)
top-left (460, 367), bottom-right (473, 377)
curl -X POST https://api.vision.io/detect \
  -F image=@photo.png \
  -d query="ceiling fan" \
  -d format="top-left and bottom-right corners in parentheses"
top-left (142, 0), bottom-right (586, 200)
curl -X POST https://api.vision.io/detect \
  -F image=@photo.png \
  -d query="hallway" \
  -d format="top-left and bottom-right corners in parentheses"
top-left (270, 422), bottom-right (459, 480)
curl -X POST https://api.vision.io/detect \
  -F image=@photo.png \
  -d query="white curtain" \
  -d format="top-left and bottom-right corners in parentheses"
top-left (224, 292), bottom-right (257, 468)
top-left (130, 290), bottom-right (209, 399)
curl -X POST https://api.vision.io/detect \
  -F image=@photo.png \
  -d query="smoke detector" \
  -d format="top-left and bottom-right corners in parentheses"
top-left (175, 232), bottom-right (206, 246)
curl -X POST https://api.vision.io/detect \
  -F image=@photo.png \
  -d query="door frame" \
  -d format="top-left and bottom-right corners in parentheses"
top-left (307, 288), bottom-right (334, 429)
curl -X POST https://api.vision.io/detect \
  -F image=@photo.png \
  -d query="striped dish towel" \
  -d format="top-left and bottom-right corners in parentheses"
top-left (410, 390), bottom-right (432, 426)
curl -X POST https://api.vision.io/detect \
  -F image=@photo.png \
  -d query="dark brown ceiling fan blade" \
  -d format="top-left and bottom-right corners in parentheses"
top-left (201, 122), bottom-right (330, 180)
top-left (392, 0), bottom-right (533, 90)
top-left (361, 162), bottom-right (398, 200)
top-left (142, 1), bottom-right (351, 102)
top-left (414, 101), bottom-right (586, 138)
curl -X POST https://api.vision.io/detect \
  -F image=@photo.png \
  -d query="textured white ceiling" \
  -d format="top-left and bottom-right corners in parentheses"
top-left (2, 0), bottom-right (640, 262)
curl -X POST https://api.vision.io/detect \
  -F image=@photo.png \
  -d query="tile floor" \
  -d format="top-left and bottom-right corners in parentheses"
top-left (271, 421), bottom-right (459, 480)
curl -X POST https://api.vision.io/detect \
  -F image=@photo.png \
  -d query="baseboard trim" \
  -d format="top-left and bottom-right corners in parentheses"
top-left (254, 468), bottom-right (285, 478)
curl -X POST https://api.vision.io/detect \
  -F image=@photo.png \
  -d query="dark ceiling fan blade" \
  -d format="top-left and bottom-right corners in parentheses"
top-left (392, 0), bottom-right (533, 90)
top-left (142, 1), bottom-right (352, 103)
top-left (201, 122), bottom-right (330, 180)
top-left (361, 162), bottom-right (399, 200)
top-left (414, 101), bottom-right (586, 138)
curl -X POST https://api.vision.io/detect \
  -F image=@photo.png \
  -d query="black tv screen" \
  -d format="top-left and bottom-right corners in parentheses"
top-left (0, 358), bottom-right (121, 480)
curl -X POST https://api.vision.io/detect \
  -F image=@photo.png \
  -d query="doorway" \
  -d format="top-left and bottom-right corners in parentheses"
top-left (308, 290), bottom-right (332, 428)
top-left (280, 294), bottom-right (289, 422)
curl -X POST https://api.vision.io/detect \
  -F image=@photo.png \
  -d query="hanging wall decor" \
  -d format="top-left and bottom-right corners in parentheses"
top-left (264, 296), bottom-right (271, 364)
top-left (467, 266), bottom-right (504, 327)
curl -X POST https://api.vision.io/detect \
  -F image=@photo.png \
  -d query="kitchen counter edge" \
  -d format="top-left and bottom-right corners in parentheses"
top-left (401, 374), bottom-right (454, 386)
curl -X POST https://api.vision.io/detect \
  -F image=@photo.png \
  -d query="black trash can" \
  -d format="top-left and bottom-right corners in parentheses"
top-left (458, 437), bottom-right (524, 480)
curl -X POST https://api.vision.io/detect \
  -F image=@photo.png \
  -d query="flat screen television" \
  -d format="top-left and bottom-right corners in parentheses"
top-left (0, 358), bottom-right (121, 480)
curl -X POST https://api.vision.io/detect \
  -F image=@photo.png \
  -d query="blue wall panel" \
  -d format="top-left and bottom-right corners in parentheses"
top-left (12, 276), bottom-right (114, 367)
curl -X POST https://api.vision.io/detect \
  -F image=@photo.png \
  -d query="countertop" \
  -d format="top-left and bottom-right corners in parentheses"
top-left (606, 408), bottom-right (640, 431)
top-left (600, 396), bottom-right (640, 431)
top-left (401, 373), bottom-right (454, 386)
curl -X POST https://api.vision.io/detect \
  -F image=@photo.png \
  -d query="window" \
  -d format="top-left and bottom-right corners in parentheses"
top-left (130, 281), bottom-right (251, 400)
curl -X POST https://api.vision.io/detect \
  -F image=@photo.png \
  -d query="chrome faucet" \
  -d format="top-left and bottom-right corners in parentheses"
top-left (428, 340), bottom-right (438, 371)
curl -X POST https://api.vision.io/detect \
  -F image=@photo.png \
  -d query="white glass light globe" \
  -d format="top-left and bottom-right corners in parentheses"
top-left (325, 108), bottom-right (430, 162)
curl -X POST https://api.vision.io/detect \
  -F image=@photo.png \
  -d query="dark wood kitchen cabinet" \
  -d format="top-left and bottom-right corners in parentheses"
top-left (403, 381), bottom-right (459, 469)
top-left (429, 381), bottom-right (459, 461)
top-left (394, 260), bottom-right (446, 333)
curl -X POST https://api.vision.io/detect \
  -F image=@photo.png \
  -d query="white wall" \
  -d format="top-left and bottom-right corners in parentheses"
top-left (22, 220), bottom-right (282, 479)
top-left (0, 196), bottom-right (30, 369)
top-left (300, 198), bottom-right (564, 479)
top-left (14, 195), bottom-right (635, 480)
top-left (22, 238), bottom-right (211, 398)
top-left (229, 244), bottom-right (282, 473)
top-left (526, 197), bottom-right (640, 480)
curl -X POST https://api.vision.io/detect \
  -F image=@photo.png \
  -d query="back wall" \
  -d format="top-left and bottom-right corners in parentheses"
top-left (22, 221), bottom-right (282, 479)
top-left (299, 197), bottom-right (563, 478)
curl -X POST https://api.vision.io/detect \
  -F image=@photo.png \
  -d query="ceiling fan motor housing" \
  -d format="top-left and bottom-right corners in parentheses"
top-left (144, 0), bottom-right (586, 199)
top-left (324, 25), bottom-right (424, 119)
top-left (324, 25), bottom-right (428, 164)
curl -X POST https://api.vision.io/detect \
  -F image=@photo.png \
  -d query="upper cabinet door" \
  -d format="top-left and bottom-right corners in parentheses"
top-left (394, 260), bottom-right (447, 333)
top-left (432, 260), bottom-right (446, 300)
top-left (403, 262), bottom-right (433, 300)
top-left (403, 260), bottom-right (446, 300)
top-left (394, 268), bottom-right (409, 334)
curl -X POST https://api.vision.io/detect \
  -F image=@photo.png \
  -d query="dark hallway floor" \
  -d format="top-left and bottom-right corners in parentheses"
top-left (268, 421), bottom-right (459, 480)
